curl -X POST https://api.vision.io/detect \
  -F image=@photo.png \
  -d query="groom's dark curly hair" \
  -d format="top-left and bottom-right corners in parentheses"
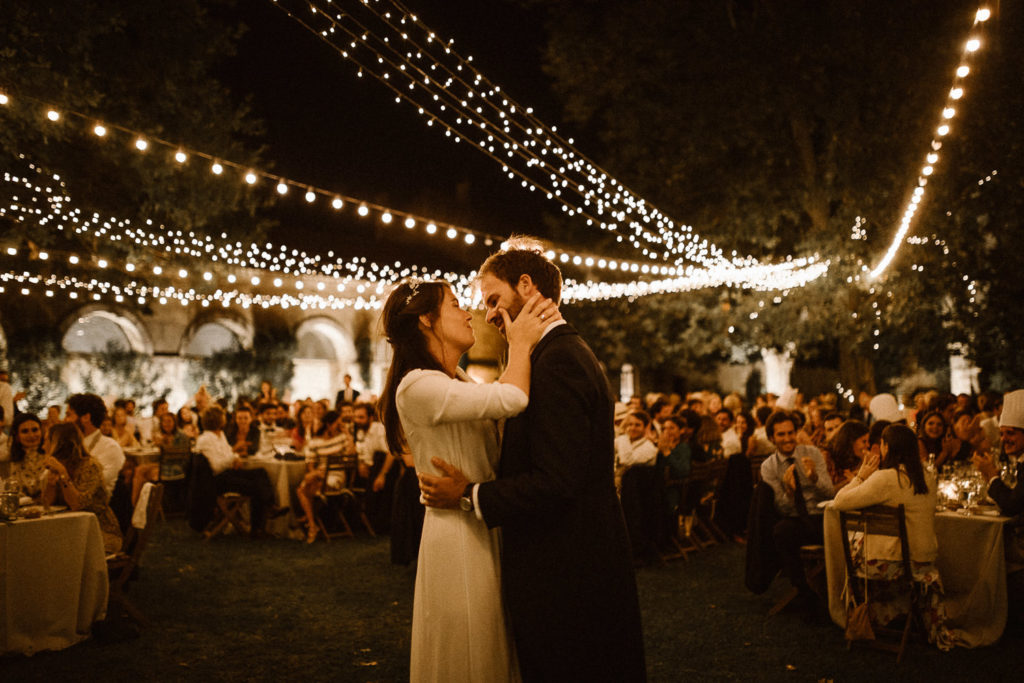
top-left (478, 235), bottom-right (562, 304)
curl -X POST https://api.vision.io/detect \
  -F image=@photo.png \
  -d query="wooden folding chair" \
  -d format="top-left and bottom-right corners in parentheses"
top-left (156, 445), bottom-right (191, 518)
top-left (203, 493), bottom-right (251, 539)
top-left (839, 504), bottom-right (923, 664)
top-left (767, 544), bottom-right (827, 616)
top-left (107, 483), bottom-right (164, 626)
top-left (313, 453), bottom-right (355, 541)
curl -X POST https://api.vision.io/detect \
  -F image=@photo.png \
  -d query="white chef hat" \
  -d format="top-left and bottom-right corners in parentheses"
top-left (869, 393), bottom-right (903, 423)
top-left (999, 390), bottom-right (1024, 430)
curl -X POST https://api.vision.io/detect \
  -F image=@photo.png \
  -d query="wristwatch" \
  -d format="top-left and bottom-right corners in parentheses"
top-left (459, 484), bottom-right (475, 512)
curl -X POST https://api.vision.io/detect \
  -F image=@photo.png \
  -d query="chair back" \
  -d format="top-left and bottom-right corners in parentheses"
top-left (158, 446), bottom-right (191, 482)
top-left (838, 504), bottom-right (912, 603)
top-left (111, 483), bottom-right (164, 587)
top-left (320, 453), bottom-right (354, 496)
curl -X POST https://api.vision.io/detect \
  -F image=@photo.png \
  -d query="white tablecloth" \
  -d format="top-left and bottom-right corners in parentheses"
top-left (242, 458), bottom-right (307, 539)
top-left (824, 507), bottom-right (1009, 647)
top-left (0, 511), bottom-right (109, 655)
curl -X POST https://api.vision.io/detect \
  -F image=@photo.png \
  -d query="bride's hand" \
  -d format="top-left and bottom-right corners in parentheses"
top-left (501, 293), bottom-right (561, 352)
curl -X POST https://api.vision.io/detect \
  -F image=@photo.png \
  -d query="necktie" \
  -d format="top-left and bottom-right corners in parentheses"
top-left (786, 457), bottom-right (809, 517)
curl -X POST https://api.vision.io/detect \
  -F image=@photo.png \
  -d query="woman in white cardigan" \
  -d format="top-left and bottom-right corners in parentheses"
top-left (831, 424), bottom-right (952, 648)
top-left (832, 423), bottom-right (938, 563)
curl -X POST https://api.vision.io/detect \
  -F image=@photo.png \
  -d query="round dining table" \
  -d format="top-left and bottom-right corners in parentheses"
top-left (0, 511), bottom-right (109, 655)
top-left (823, 505), bottom-right (1010, 648)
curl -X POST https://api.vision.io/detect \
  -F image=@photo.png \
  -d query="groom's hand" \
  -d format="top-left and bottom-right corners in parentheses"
top-left (418, 457), bottom-right (469, 508)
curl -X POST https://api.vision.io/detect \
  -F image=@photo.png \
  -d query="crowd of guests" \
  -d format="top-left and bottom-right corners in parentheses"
top-left (0, 371), bottom-right (424, 563)
top-left (612, 385), bottom-right (1024, 639)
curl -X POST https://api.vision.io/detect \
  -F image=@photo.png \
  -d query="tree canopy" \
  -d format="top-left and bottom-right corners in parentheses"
top-left (535, 0), bottom-right (1024, 392)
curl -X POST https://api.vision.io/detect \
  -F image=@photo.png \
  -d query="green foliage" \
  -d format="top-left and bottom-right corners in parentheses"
top-left (2, 335), bottom-right (68, 415)
top-left (186, 338), bottom-right (296, 406)
top-left (535, 0), bottom-right (1024, 391)
top-left (0, 0), bottom-right (271, 248)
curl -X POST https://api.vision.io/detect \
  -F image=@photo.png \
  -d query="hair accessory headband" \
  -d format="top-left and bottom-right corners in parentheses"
top-left (404, 279), bottom-right (422, 306)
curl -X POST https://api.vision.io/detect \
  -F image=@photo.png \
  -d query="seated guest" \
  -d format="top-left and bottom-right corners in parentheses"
top-left (973, 389), bottom-right (1024, 625)
top-left (948, 408), bottom-right (983, 463)
top-left (255, 402), bottom-right (282, 456)
top-left (760, 410), bottom-right (835, 613)
top-left (296, 410), bottom-right (357, 543)
top-left (224, 405), bottom-right (260, 457)
top-left (714, 409), bottom-right (756, 541)
top-left (867, 419), bottom-right (891, 461)
top-left (291, 403), bottom-right (319, 453)
top-left (0, 413), bottom-right (47, 497)
top-left (823, 420), bottom-right (869, 490)
top-left (832, 424), bottom-right (937, 560)
top-left (196, 405), bottom-right (276, 538)
top-left (831, 424), bottom-right (947, 645)
top-left (750, 406), bottom-right (777, 456)
top-left (66, 393), bottom-right (125, 501)
top-left (40, 423), bottom-right (123, 553)
top-left (178, 405), bottom-right (200, 440)
top-left (111, 406), bottom-right (140, 450)
top-left (132, 412), bottom-right (192, 506)
top-left (614, 411), bottom-right (657, 493)
top-left (821, 411), bottom-right (845, 449)
top-left (716, 409), bottom-right (740, 457)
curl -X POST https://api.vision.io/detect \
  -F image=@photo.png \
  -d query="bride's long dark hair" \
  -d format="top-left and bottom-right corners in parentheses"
top-left (378, 279), bottom-right (449, 454)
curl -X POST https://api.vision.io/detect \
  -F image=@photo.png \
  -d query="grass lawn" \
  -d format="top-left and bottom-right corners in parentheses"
top-left (3, 519), bottom-right (1018, 681)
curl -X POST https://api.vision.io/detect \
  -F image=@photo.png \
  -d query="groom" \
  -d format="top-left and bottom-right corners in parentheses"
top-left (420, 238), bottom-right (646, 681)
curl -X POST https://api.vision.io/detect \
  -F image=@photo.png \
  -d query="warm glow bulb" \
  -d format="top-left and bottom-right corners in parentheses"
top-left (956, 65), bottom-right (970, 77)
top-left (69, 255), bottom-right (79, 264)
top-left (203, 272), bottom-right (212, 281)
top-left (332, 197), bottom-right (343, 210)
top-left (251, 276), bottom-right (260, 285)
top-left (153, 266), bottom-right (162, 275)
top-left (426, 223), bottom-right (437, 234)
top-left (305, 190), bottom-right (316, 203)
top-left (966, 38), bottom-right (981, 52)
top-left (276, 182), bottom-right (288, 195)
top-left (245, 172), bottom-right (257, 184)
top-left (464, 234), bottom-right (475, 245)
top-left (942, 107), bottom-right (956, 119)
top-left (926, 153), bottom-right (938, 163)
top-left (976, 8), bottom-right (991, 22)
top-left (175, 151), bottom-right (187, 163)
top-left (404, 217), bottom-right (416, 229)
top-left (47, 110), bottom-right (60, 121)
top-left (950, 87), bottom-right (964, 99)
top-left (937, 124), bottom-right (950, 136)
top-left (922, 166), bottom-right (934, 176)
top-left (93, 124), bottom-right (107, 137)
top-left (0, 94), bottom-right (8, 105)
top-left (211, 163), bottom-right (223, 175)
top-left (358, 205), bottom-right (369, 217)
top-left (178, 269), bottom-right (187, 278)
top-left (135, 138), bottom-right (148, 151)
top-left (446, 228), bottom-right (457, 239)
top-left (381, 212), bottom-right (393, 224)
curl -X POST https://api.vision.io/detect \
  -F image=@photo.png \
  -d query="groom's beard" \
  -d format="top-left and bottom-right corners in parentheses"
top-left (497, 293), bottom-right (527, 337)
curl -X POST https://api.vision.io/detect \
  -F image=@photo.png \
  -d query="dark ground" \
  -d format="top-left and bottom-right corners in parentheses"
top-left (2, 520), bottom-right (1019, 682)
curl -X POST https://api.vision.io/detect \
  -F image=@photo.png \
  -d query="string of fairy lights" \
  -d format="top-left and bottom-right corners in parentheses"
top-left (267, 0), bottom-right (750, 269)
top-left (2, 165), bottom-right (827, 315)
top-left (0, 88), bottom-right (718, 279)
top-left (0, 85), bottom-right (830, 295)
top-left (868, 6), bottom-right (992, 279)
top-left (0, 3), bottom-right (996, 320)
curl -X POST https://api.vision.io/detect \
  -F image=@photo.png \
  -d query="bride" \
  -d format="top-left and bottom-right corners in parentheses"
top-left (378, 278), bottom-right (559, 683)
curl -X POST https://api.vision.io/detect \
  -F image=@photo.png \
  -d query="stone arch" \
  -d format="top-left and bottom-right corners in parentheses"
top-left (180, 311), bottom-right (253, 357)
top-left (61, 305), bottom-right (153, 355)
top-left (292, 317), bottom-right (359, 401)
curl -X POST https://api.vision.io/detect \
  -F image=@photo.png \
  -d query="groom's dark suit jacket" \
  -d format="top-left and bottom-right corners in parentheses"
top-left (477, 324), bottom-right (646, 682)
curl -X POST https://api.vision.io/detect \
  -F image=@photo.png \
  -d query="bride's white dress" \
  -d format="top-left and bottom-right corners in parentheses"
top-left (397, 368), bottom-right (527, 683)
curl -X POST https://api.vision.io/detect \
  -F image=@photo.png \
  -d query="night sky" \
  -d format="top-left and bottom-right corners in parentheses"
top-left (220, 0), bottom-right (561, 268)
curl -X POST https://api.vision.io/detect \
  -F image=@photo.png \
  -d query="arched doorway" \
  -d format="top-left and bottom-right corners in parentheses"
top-left (293, 317), bottom-right (358, 402)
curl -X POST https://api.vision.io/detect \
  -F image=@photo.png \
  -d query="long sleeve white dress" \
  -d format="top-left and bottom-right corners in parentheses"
top-left (397, 368), bottom-right (528, 683)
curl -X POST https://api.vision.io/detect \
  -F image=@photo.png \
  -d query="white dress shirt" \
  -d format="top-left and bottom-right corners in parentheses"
top-left (83, 429), bottom-right (125, 500)
top-left (196, 431), bottom-right (236, 476)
